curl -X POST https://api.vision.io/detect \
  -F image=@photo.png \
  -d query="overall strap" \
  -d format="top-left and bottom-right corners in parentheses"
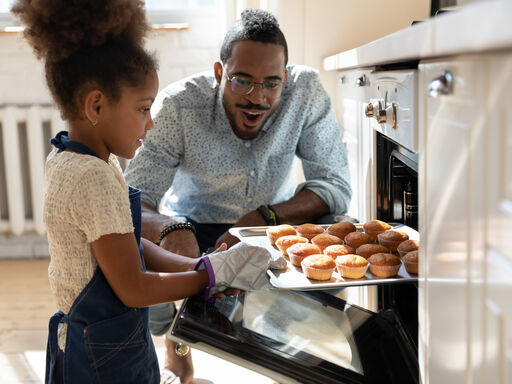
top-left (45, 311), bottom-right (67, 384)
top-left (50, 130), bottom-right (100, 158)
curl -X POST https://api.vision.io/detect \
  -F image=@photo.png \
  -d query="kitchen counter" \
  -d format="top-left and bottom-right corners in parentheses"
top-left (323, 0), bottom-right (512, 71)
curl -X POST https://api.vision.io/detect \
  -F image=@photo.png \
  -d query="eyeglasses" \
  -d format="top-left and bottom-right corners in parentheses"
top-left (222, 64), bottom-right (284, 98)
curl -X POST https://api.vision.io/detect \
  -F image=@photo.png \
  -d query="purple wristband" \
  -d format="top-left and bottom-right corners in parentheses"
top-left (194, 256), bottom-right (216, 302)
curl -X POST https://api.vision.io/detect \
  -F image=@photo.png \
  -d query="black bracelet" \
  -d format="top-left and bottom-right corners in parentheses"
top-left (159, 222), bottom-right (196, 243)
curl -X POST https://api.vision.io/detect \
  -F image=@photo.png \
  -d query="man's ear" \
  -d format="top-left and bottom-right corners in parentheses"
top-left (214, 61), bottom-right (223, 85)
top-left (83, 89), bottom-right (104, 126)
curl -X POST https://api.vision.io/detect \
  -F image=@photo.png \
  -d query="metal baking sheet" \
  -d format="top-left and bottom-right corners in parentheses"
top-left (229, 223), bottom-right (419, 290)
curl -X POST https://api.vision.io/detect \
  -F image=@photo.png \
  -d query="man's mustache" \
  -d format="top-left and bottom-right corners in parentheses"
top-left (235, 102), bottom-right (270, 111)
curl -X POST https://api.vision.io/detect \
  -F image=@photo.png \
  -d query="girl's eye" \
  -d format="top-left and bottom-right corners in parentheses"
top-left (140, 107), bottom-right (151, 114)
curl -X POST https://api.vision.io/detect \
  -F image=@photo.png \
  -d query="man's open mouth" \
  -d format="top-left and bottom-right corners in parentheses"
top-left (242, 110), bottom-right (265, 126)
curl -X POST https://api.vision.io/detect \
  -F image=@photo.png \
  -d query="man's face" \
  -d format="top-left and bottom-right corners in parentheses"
top-left (215, 41), bottom-right (287, 140)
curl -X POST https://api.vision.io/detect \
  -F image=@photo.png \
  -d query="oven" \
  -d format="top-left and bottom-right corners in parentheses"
top-left (167, 68), bottom-right (421, 384)
top-left (365, 67), bottom-right (420, 362)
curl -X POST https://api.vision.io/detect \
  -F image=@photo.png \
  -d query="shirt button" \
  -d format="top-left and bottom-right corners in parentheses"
top-left (245, 142), bottom-right (251, 148)
top-left (247, 197), bottom-right (253, 202)
top-left (249, 170), bottom-right (255, 176)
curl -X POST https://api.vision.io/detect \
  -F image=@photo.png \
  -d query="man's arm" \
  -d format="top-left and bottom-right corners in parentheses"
top-left (214, 189), bottom-right (328, 248)
top-left (141, 202), bottom-right (200, 258)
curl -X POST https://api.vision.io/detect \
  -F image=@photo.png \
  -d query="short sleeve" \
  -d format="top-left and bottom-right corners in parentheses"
top-left (69, 164), bottom-right (134, 243)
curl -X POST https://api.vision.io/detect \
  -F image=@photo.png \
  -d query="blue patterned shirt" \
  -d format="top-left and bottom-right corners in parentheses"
top-left (124, 65), bottom-right (351, 223)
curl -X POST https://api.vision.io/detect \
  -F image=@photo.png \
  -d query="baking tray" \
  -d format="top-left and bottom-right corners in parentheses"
top-left (229, 223), bottom-right (419, 290)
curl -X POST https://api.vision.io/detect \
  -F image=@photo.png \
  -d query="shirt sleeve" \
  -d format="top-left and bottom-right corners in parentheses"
top-left (124, 91), bottom-right (183, 209)
top-left (295, 71), bottom-right (352, 215)
top-left (68, 165), bottom-right (134, 243)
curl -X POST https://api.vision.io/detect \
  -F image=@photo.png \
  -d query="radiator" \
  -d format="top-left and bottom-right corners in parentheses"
top-left (0, 104), bottom-right (65, 236)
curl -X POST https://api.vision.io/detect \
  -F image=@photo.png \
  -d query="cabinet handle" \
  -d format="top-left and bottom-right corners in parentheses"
top-left (356, 74), bottom-right (369, 87)
top-left (427, 71), bottom-right (453, 97)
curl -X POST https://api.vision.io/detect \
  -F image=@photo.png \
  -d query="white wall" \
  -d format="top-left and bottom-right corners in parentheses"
top-left (275, 0), bottom-right (431, 109)
top-left (0, 17), bottom-right (222, 105)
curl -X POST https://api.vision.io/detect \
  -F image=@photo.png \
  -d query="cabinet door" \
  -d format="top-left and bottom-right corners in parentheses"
top-left (485, 54), bottom-right (512, 384)
top-left (419, 57), bottom-right (488, 384)
top-left (336, 69), bottom-right (374, 223)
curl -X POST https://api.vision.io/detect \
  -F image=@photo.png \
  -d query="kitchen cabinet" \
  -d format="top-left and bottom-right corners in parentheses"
top-left (335, 69), bottom-right (375, 224)
top-left (418, 53), bottom-right (512, 384)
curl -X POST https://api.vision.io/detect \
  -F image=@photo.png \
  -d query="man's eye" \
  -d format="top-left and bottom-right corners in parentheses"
top-left (263, 81), bottom-right (279, 89)
top-left (235, 77), bottom-right (251, 86)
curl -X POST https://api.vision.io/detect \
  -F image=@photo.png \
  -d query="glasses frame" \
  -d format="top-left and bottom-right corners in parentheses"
top-left (221, 63), bottom-right (284, 98)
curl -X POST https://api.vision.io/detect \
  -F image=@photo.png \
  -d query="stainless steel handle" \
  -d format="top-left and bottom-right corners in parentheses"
top-left (338, 76), bottom-right (347, 85)
top-left (427, 71), bottom-right (453, 97)
top-left (356, 74), bottom-right (369, 87)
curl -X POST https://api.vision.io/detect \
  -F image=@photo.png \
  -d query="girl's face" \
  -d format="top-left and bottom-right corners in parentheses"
top-left (100, 72), bottom-right (159, 160)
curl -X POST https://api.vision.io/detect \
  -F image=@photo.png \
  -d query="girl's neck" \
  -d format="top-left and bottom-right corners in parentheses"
top-left (67, 122), bottom-right (110, 162)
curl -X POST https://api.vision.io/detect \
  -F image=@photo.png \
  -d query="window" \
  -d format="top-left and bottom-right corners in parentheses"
top-left (1, 0), bottom-right (218, 29)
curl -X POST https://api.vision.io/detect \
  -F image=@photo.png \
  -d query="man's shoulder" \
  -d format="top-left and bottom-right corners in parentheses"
top-left (285, 65), bottom-right (320, 86)
top-left (159, 70), bottom-right (217, 106)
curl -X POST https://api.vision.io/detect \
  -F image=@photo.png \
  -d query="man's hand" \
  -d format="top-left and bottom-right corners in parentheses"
top-left (214, 231), bottom-right (240, 249)
top-left (160, 229), bottom-right (201, 258)
top-left (215, 210), bottom-right (266, 249)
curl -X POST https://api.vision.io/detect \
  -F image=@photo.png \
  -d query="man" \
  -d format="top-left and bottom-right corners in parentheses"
top-left (125, 8), bottom-right (351, 384)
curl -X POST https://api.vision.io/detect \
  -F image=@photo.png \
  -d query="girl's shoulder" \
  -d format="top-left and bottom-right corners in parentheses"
top-left (46, 149), bottom-right (127, 193)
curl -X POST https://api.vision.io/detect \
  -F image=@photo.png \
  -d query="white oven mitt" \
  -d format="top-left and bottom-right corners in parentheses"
top-left (194, 242), bottom-right (284, 300)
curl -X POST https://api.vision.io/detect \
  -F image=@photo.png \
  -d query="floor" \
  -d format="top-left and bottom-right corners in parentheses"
top-left (0, 259), bottom-right (275, 384)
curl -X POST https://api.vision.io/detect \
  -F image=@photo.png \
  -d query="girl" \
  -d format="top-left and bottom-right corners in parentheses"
top-left (11, 1), bottom-right (272, 383)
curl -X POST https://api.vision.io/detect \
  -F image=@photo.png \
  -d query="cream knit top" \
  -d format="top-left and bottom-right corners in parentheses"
top-left (44, 149), bottom-right (134, 348)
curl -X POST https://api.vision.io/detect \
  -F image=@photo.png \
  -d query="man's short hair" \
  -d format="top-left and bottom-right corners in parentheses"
top-left (220, 9), bottom-right (288, 66)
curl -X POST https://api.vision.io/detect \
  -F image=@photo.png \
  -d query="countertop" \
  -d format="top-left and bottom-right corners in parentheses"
top-left (323, 0), bottom-right (512, 71)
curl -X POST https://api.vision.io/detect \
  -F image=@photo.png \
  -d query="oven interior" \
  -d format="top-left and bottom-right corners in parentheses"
top-left (374, 131), bottom-right (419, 351)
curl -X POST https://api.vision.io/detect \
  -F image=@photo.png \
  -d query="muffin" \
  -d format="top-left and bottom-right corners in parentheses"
top-left (377, 230), bottom-right (409, 252)
top-left (363, 219), bottom-right (392, 241)
top-left (301, 254), bottom-right (336, 281)
top-left (323, 244), bottom-right (356, 260)
top-left (397, 240), bottom-right (419, 258)
top-left (311, 233), bottom-right (343, 253)
top-left (367, 253), bottom-right (402, 278)
top-left (275, 235), bottom-right (308, 257)
top-left (356, 243), bottom-right (390, 259)
top-left (403, 250), bottom-right (418, 274)
top-left (295, 223), bottom-right (325, 241)
top-left (335, 255), bottom-right (369, 279)
top-left (327, 222), bottom-right (357, 242)
top-left (266, 224), bottom-right (296, 245)
top-left (287, 243), bottom-right (322, 267)
top-left (344, 231), bottom-right (374, 249)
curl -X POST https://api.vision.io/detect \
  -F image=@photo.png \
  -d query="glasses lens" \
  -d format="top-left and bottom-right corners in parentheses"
top-left (262, 80), bottom-right (283, 96)
top-left (231, 77), bottom-right (252, 95)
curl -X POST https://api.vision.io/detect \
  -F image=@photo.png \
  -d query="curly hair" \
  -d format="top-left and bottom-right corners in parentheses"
top-left (11, 0), bottom-right (158, 120)
top-left (220, 9), bottom-right (288, 65)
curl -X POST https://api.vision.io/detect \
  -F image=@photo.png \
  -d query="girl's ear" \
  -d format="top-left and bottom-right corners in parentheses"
top-left (83, 89), bottom-right (104, 126)
top-left (213, 61), bottom-right (223, 85)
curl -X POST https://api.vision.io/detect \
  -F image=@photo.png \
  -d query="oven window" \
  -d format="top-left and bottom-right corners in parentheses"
top-left (376, 132), bottom-right (418, 230)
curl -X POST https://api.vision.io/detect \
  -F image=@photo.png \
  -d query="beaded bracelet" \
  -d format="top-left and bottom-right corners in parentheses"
top-left (158, 222), bottom-right (196, 243)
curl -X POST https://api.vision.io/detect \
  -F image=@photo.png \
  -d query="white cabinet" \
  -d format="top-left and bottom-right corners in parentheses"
top-left (419, 54), bottom-right (512, 384)
top-left (335, 69), bottom-right (375, 223)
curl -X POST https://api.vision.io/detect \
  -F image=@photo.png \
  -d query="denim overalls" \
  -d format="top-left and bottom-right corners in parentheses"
top-left (45, 131), bottom-right (159, 383)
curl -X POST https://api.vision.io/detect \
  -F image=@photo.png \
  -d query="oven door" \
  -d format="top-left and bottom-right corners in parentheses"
top-left (170, 289), bottom-right (418, 383)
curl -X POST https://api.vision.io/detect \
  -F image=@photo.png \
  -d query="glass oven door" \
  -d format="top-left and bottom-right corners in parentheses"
top-left (170, 289), bottom-right (418, 383)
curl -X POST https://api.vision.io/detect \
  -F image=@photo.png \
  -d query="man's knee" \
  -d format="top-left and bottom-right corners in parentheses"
top-left (148, 302), bottom-right (177, 336)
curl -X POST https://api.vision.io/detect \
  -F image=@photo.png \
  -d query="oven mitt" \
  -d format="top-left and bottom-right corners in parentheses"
top-left (194, 242), bottom-right (283, 301)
